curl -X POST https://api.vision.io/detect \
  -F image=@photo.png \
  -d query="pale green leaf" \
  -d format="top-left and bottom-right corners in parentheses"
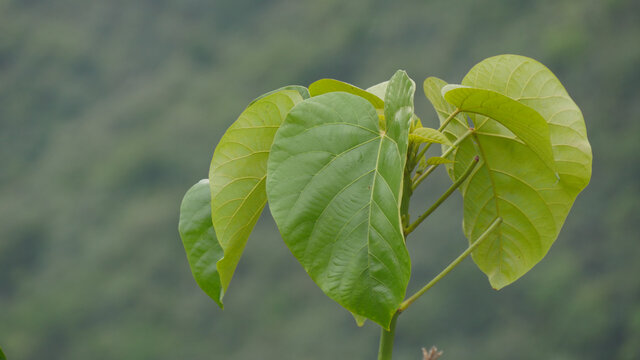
top-left (366, 81), bottom-right (389, 101)
top-left (210, 89), bottom-right (304, 292)
top-left (409, 127), bottom-right (452, 146)
top-left (426, 156), bottom-right (454, 165)
top-left (179, 179), bottom-right (224, 308)
top-left (442, 84), bottom-right (557, 175)
top-left (266, 70), bottom-right (415, 329)
top-left (309, 78), bottom-right (384, 109)
top-left (426, 55), bottom-right (592, 289)
top-left (249, 85), bottom-right (309, 106)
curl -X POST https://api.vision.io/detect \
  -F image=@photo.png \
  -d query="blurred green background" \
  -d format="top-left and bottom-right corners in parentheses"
top-left (1, 0), bottom-right (639, 359)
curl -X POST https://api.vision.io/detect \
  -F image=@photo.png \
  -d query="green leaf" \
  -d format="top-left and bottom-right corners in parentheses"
top-left (426, 156), bottom-right (454, 165)
top-left (210, 89), bottom-right (304, 292)
top-left (442, 84), bottom-right (557, 175)
top-left (309, 78), bottom-right (385, 109)
top-left (426, 55), bottom-right (592, 289)
top-left (0, 345), bottom-right (5, 360)
top-left (366, 81), bottom-right (389, 101)
top-left (409, 127), bottom-right (452, 146)
top-left (267, 70), bottom-right (415, 329)
top-left (179, 179), bottom-right (223, 308)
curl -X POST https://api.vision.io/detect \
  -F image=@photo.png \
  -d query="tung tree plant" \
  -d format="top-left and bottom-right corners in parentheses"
top-left (178, 55), bottom-right (592, 359)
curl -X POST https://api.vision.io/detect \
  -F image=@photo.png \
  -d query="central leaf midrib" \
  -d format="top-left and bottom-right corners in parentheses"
top-left (470, 132), bottom-right (504, 274)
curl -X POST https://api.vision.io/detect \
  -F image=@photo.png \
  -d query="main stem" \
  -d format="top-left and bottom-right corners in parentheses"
top-left (377, 312), bottom-right (399, 360)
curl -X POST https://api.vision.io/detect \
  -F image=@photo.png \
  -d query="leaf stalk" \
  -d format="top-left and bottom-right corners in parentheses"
top-left (399, 216), bottom-right (502, 312)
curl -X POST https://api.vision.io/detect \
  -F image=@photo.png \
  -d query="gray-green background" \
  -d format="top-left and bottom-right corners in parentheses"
top-left (1, 0), bottom-right (638, 359)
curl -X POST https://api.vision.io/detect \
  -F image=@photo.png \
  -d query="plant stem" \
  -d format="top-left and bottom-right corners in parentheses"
top-left (399, 217), bottom-right (502, 311)
top-left (412, 128), bottom-right (473, 190)
top-left (438, 109), bottom-right (461, 132)
top-left (405, 156), bottom-right (479, 236)
top-left (377, 312), bottom-right (399, 360)
top-left (411, 109), bottom-right (461, 174)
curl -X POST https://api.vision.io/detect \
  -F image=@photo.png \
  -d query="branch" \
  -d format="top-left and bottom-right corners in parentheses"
top-left (399, 217), bottom-right (502, 312)
top-left (405, 156), bottom-right (479, 236)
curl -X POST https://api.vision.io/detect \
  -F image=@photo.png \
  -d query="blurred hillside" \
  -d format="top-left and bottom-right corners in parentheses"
top-left (0, 0), bottom-right (639, 359)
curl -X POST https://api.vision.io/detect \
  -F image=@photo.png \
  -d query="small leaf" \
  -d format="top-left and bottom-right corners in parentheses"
top-left (210, 89), bottom-right (304, 293)
top-left (309, 78), bottom-right (384, 109)
top-left (0, 345), bottom-right (5, 360)
top-left (409, 127), bottom-right (452, 146)
top-left (267, 70), bottom-right (415, 329)
top-left (179, 179), bottom-right (224, 308)
top-left (442, 84), bottom-right (557, 175)
top-left (426, 156), bottom-right (454, 165)
top-left (249, 85), bottom-right (309, 105)
top-left (366, 81), bottom-right (389, 100)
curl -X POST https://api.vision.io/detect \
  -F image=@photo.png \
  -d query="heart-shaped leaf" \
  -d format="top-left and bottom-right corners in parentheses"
top-left (179, 179), bottom-right (224, 308)
top-left (210, 89), bottom-right (305, 292)
top-left (425, 55), bottom-right (592, 289)
top-left (267, 71), bottom-right (414, 329)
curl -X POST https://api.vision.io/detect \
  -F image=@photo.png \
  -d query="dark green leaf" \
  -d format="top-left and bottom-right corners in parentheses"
top-left (179, 179), bottom-right (223, 308)
top-left (266, 71), bottom-right (415, 329)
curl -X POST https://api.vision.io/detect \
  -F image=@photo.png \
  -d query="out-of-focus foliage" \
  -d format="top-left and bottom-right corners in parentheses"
top-left (0, 0), bottom-right (638, 359)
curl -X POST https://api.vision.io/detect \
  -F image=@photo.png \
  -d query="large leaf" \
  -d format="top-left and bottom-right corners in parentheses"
top-left (266, 71), bottom-right (415, 329)
top-left (179, 179), bottom-right (223, 308)
top-left (425, 55), bottom-right (592, 289)
top-left (209, 89), bottom-right (304, 292)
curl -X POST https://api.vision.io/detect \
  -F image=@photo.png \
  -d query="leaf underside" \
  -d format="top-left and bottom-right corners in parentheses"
top-left (210, 90), bottom-right (304, 293)
top-left (425, 55), bottom-right (592, 289)
top-left (179, 179), bottom-right (224, 308)
top-left (267, 71), bottom-right (415, 329)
